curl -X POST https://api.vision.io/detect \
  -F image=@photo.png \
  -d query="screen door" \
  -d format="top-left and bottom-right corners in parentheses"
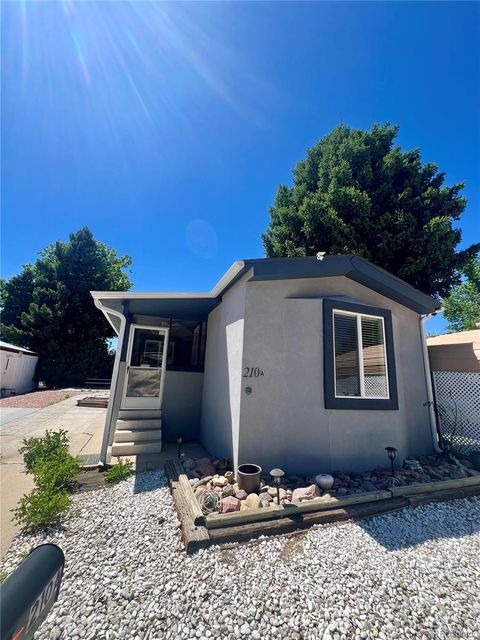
top-left (122, 325), bottom-right (169, 409)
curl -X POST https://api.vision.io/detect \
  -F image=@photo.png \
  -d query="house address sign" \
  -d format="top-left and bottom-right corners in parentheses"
top-left (243, 367), bottom-right (265, 378)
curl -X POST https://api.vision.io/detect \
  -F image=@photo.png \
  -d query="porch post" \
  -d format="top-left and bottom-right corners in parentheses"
top-left (99, 302), bottom-right (131, 467)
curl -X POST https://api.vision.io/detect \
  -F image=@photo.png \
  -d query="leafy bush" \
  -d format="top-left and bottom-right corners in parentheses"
top-left (13, 489), bottom-right (70, 530)
top-left (33, 455), bottom-right (81, 491)
top-left (14, 429), bottom-right (80, 530)
top-left (105, 459), bottom-right (133, 485)
top-left (19, 430), bottom-right (69, 471)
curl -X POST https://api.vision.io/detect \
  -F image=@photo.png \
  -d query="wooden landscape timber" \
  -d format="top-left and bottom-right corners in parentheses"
top-left (76, 396), bottom-right (109, 408)
top-left (164, 459), bottom-right (210, 553)
top-left (406, 483), bottom-right (480, 507)
top-left (205, 490), bottom-right (392, 529)
top-left (164, 460), bottom-right (480, 553)
top-left (209, 496), bottom-right (410, 548)
top-left (389, 474), bottom-right (480, 497)
top-left (164, 459), bottom-right (205, 526)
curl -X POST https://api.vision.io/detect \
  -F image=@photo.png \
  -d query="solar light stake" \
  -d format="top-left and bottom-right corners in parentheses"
top-left (385, 446), bottom-right (397, 478)
top-left (176, 436), bottom-right (183, 459)
top-left (270, 468), bottom-right (285, 505)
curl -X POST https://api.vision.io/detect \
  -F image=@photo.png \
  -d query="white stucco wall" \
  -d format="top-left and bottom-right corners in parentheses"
top-left (200, 272), bottom-right (249, 465)
top-left (236, 276), bottom-right (433, 474)
top-left (0, 349), bottom-right (38, 396)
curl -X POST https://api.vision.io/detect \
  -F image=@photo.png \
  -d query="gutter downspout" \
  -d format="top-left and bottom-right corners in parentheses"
top-left (420, 310), bottom-right (442, 453)
top-left (93, 298), bottom-right (127, 467)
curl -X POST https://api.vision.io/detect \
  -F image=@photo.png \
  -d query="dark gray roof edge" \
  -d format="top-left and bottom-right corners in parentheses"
top-left (92, 255), bottom-right (441, 316)
top-left (242, 255), bottom-right (441, 315)
top-left (348, 256), bottom-right (441, 314)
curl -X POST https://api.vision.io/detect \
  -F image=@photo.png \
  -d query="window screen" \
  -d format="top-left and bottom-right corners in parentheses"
top-left (334, 312), bottom-right (388, 399)
top-left (361, 316), bottom-right (388, 398)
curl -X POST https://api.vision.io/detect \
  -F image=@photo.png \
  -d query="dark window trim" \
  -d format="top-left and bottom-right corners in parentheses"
top-left (323, 299), bottom-right (399, 410)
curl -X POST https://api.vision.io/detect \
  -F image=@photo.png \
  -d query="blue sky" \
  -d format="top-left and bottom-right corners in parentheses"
top-left (2, 2), bottom-right (479, 334)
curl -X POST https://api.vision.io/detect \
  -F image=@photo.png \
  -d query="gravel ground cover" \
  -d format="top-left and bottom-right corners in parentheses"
top-left (2, 470), bottom-right (479, 640)
top-left (0, 389), bottom-right (76, 408)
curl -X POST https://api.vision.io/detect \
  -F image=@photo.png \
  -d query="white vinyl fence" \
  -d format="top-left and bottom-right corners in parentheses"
top-left (432, 371), bottom-right (480, 454)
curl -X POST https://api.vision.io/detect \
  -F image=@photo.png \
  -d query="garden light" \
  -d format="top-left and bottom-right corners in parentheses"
top-left (270, 468), bottom-right (285, 505)
top-left (385, 446), bottom-right (397, 478)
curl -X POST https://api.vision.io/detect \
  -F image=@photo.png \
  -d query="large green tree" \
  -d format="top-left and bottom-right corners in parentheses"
top-left (442, 253), bottom-right (480, 332)
top-left (263, 123), bottom-right (478, 297)
top-left (1, 228), bottom-right (132, 387)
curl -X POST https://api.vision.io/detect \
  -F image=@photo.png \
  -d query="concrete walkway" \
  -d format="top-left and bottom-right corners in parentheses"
top-left (0, 407), bottom-right (41, 426)
top-left (0, 395), bottom-right (106, 558)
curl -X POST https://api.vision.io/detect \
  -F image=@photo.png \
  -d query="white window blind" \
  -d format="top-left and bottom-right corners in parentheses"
top-left (333, 311), bottom-right (389, 399)
top-left (333, 314), bottom-right (360, 396)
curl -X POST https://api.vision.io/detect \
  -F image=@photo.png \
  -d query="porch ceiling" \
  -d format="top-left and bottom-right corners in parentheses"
top-left (95, 295), bottom-right (219, 328)
top-left (126, 296), bottom-right (219, 320)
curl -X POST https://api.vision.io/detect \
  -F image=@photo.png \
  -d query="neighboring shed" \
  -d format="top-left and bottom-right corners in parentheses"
top-left (0, 341), bottom-right (39, 397)
top-left (427, 330), bottom-right (480, 373)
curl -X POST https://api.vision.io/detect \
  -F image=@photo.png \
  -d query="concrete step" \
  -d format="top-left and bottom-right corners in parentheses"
top-left (116, 419), bottom-right (162, 431)
top-left (114, 428), bottom-right (162, 443)
top-left (118, 409), bottom-right (162, 420)
top-left (111, 440), bottom-right (163, 456)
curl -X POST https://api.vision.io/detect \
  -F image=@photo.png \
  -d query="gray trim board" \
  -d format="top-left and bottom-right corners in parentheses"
top-left (245, 256), bottom-right (440, 315)
top-left (246, 255), bottom-right (352, 282)
top-left (323, 298), bottom-right (399, 410)
top-left (92, 255), bottom-right (441, 327)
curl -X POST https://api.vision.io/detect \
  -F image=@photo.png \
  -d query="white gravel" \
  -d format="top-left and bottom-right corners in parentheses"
top-left (2, 470), bottom-right (480, 640)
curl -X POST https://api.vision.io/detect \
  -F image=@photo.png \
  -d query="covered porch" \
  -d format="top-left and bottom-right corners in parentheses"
top-left (91, 291), bottom-right (219, 466)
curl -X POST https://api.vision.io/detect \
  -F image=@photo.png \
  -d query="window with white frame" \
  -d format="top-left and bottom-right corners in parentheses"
top-left (323, 299), bottom-right (398, 410)
top-left (333, 311), bottom-right (389, 399)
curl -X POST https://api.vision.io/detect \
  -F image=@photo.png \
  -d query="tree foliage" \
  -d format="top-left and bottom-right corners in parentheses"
top-left (443, 253), bottom-right (480, 332)
top-left (263, 123), bottom-right (478, 297)
top-left (1, 227), bottom-right (132, 387)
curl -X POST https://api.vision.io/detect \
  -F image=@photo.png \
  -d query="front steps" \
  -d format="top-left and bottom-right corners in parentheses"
top-left (114, 427), bottom-right (161, 443)
top-left (111, 440), bottom-right (163, 456)
top-left (111, 417), bottom-right (163, 457)
top-left (118, 409), bottom-right (162, 420)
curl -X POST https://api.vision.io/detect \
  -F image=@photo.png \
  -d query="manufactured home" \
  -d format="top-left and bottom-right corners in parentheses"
top-left (92, 255), bottom-right (442, 474)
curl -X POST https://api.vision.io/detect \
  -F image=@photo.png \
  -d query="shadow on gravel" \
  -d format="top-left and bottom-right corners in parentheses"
top-left (357, 497), bottom-right (480, 550)
top-left (133, 468), bottom-right (167, 495)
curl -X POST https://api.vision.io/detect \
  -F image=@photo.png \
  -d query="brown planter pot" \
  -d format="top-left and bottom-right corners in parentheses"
top-left (236, 463), bottom-right (262, 494)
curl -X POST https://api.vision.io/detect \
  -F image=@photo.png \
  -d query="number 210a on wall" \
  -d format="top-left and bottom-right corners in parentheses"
top-left (243, 367), bottom-right (265, 378)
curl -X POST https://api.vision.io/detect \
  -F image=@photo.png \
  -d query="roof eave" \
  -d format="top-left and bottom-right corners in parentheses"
top-left (90, 255), bottom-right (441, 317)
